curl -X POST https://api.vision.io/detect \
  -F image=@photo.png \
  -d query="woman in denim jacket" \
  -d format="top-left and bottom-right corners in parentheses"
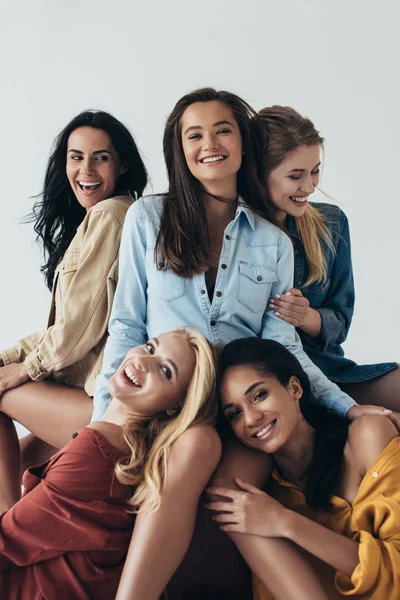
top-left (95, 89), bottom-right (394, 600)
top-left (260, 106), bottom-right (399, 409)
top-left (0, 110), bottom-right (147, 513)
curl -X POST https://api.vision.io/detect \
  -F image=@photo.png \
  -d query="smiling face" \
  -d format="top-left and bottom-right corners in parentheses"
top-left (180, 100), bottom-right (242, 196)
top-left (66, 126), bottom-right (123, 211)
top-left (267, 144), bottom-right (321, 222)
top-left (107, 332), bottom-right (196, 418)
top-left (220, 365), bottom-right (302, 453)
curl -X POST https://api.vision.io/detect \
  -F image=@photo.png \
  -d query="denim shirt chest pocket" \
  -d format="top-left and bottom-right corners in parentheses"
top-left (146, 249), bottom-right (186, 302)
top-left (302, 278), bottom-right (331, 309)
top-left (237, 262), bottom-right (277, 313)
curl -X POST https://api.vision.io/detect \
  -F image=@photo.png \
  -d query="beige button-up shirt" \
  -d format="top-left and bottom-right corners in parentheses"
top-left (0, 195), bottom-right (133, 396)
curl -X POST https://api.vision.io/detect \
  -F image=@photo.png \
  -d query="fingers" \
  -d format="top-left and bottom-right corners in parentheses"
top-left (234, 477), bottom-right (260, 493)
top-left (205, 486), bottom-right (239, 500)
top-left (269, 294), bottom-right (309, 312)
top-left (204, 500), bottom-right (234, 512)
top-left (211, 512), bottom-right (239, 524)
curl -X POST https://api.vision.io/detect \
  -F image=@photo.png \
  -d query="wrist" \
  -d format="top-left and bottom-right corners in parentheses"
top-left (279, 508), bottom-right (298, 539)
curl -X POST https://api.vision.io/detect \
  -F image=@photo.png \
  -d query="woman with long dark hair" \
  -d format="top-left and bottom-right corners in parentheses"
top-left (93, 88), bottom-right (392, 599)
top-left (207, 336), bottom-right (400, 599)
top-left (259, 105), bottom-right (400, 408)
top-left (0, 110), bottom-right (148, 513)
top-left (0, 329), bottom-right (220, 600)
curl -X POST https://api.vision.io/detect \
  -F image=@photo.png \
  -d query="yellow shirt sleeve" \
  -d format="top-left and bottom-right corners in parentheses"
top-left (335, 438), bottom-right (400, 597)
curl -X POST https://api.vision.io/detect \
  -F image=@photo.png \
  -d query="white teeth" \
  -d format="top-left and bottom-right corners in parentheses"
top-left (255, 421), bottom-right (275, 438)
top-left (78, 181), bottom-right (101, 187)
top-left (124, 366), bottom-right (142, 387)
top-left (201, 155), bottom-right (225, 163)
top-left (291, 196), bottom-right (309, 203)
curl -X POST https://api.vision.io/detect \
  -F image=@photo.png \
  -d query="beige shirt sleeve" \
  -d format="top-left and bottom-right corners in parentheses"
top-left (1, 330), bottom-right (47, 365)
top-left (22, 206), bottom-right (124, 380)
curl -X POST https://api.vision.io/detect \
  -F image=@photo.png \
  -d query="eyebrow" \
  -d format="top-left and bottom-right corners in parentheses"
top-left (68, 149), bottom-right (112, 155)
top-left (152, 337), bottom-right (179, 378)
top-left (222, 381), bottom-right (265, 413)
top-left (288, 162), bottom-right (321, 173)
top-left (183, 120), bottom-right (234, 135)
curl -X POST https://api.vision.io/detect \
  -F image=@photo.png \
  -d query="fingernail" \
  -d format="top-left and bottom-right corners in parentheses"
top-left (276, 312), bottom-right (280, 317)
top-left (285, 292), bottom-right (291, 296)
top-left (275, 294), bottom-right (281, 299)
top-left (268, 304), bottom-right (274, 309)
top-left (383, 409), bottom-right (392, 414)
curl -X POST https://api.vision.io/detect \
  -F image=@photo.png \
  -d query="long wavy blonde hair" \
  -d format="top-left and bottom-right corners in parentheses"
top-left (259, 106), bottom-right (333, 285)
top-left (115, 329), bottom-right (218, 513)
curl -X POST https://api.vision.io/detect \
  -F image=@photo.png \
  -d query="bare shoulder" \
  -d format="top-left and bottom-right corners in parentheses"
top-left (172, 425), bottom-right (221, 463)
top-left (347, 415), bottom-right (398, 474)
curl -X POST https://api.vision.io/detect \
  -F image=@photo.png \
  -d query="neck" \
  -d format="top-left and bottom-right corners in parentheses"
top-left (203, 191), bottom-right (237, 229)
top-left (202, 176), bottom-right (238, 203)
top-left (273, 417), bottom-right (315, 485)
top-left (275, 210), bottom-right (287, 227)
top-left (101, 398), bottom-right (149, 427)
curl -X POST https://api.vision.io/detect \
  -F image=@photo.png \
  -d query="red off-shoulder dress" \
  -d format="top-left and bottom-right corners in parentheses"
top-left (0, 427), bottom-right (134, 600)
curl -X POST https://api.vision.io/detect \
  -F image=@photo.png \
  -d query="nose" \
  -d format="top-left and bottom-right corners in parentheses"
top-left (299, 176), bottom-right (316, 195)
top-left (244, 406), bottom-right (263, 429)
top-left (202, 132), bottom-right (218, 151)
top-left (80, 157), bottom-right (95, 176)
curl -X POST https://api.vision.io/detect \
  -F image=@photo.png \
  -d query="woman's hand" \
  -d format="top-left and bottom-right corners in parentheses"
top-left (0, 363), bottom-right (30, 397)
top-left (269, 288), bottom-right (310, 327)
top-left (205, 477), bottom-right (288, 537)
top-left (347, 404), bottom-right (400, 432)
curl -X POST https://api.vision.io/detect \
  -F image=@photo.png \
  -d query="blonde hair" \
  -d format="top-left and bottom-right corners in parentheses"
top-left (259, 105), bottom-right (333, 285)
top-left (115, 329), bottom-right (218, 512)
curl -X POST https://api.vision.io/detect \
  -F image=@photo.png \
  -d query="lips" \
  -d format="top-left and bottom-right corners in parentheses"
top-left (252, 419), bottom-right (277, 439)
top-left (122, 363), bottom-right (142, 387)
top-left (199, 155), bottom-right (227, 165)
top-left (289, 195), bottom-right (309, 205)
top-left (77, 181), bottom-right (102, 195)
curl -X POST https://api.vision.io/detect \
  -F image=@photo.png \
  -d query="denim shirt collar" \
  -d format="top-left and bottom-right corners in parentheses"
top-left (285, 214), bottom-right (300, 240)
top-left (236, 199), bottom-right (255, 230)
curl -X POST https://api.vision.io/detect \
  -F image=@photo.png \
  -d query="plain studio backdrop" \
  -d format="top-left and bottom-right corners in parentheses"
top-left (1, 0), bottom-right (399, 435)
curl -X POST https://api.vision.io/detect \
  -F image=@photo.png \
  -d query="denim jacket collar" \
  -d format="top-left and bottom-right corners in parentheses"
top-left (236, 199), bottom-right (255, 230)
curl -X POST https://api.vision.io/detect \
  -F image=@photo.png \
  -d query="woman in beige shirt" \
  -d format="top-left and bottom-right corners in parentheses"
top-left (0, 110), bottom-right (147, 512)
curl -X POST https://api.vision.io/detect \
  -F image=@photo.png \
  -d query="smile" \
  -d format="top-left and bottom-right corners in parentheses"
top-left (78, 181), bottom-right (102, 191)
top-left (253, 419), bottom-right (277, 439)
top-left (200, 155), bottom-right (227, 164)
top-left (289, 196), bottom-right (309, 204)
top-left (124, 365), bottom-right (142, 387)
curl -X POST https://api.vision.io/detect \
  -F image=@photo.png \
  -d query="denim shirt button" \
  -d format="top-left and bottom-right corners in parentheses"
top-left (200, 289), bottom-right (206, 294)
top-left (297, 280), bottom-right (302, 286)
top-left (210, 320), bottom-right (216, 326)
top-left (225, 235), bottom-right (231, 240)
top-left (257, 275), bottom-right (262, 281)
top-left (216, 291), bottom-right (222, 297)
top-left (221, 264), bottom-right (227, 269)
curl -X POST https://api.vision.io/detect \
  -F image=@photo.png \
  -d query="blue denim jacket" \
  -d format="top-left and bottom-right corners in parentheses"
top-left (92, 196), bottom-right (356, 420)
top-left (287, 203), bottom-right (397, 382)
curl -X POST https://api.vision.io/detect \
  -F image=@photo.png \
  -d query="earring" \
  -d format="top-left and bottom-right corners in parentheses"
top-left (166, 407), bottom-right (179, 417)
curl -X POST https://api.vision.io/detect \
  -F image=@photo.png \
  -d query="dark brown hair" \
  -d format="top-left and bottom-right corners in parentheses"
top-left (258, 106), bottom-right (332, 285)
top-left (157, 88), bottom-right (274, 277)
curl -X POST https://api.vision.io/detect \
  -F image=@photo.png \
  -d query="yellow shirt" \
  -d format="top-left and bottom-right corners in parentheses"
top-left (253, 438), bottom-right (400, 599)
top-left (0, 196), bottom-right (133, 396)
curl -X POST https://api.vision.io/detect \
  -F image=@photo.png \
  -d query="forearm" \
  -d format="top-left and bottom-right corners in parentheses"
top-left (298, 307), bottom-right (322, 338)
top-left (284, 509), bottom-right (359, 576)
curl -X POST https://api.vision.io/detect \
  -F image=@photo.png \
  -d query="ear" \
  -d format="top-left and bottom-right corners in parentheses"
top-left (119, 162), bottom-right (128, 175)
top-left (288, 376), bottom-right (303, 403)
top-left (166, 406), bottom-right (179, 417)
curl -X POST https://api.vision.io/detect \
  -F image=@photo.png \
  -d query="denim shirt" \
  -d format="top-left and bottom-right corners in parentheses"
top-left (92, 196), bottom-right (355, 420)
top-left (287, 203), bottom-right (397, 382)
